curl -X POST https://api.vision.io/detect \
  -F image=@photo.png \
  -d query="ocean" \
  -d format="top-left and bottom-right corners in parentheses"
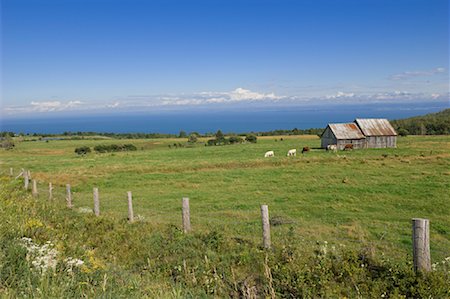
top-left (1, 102), bottom-right (447, 134)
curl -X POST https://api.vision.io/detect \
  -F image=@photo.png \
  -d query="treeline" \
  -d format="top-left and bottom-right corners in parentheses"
top-left (1, 127), bottom-right (324, 140)
top-left (204, 130), bottom-right (257, 146)
top-left (63, 132), bottom-right (176, 139)
top-left (391, 108), bottom-right (450, 136)
top-left (254, 127), bottom-right (324, 136)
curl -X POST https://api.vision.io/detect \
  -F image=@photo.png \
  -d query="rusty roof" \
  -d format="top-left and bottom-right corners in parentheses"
top-left (328, 123), bottom-right (366, 140)
top-left (355, 119), bottom-right (397, 136)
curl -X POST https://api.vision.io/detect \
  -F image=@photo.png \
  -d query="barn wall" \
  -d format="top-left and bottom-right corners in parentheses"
top-left (366, 136), bottom-right (397, 148)
top-left (336, 139), bottom-right (367, 150)
top-left (321, 127), bottom-right (337, 148)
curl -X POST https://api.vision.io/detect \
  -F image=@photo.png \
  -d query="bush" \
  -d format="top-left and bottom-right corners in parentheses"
top-left (206, 139), bottom-right (216, 146)
top-left (93, 144), bottom-right (137, 153)
top-left (188, 134), bottom-right (198, 143)
top-left (228, 136), bottom-right (243, 144)
top-left (245, 134), bottom-right (257, 143)
top-left (0, 136), bottom-right (15, 150)
top-left (74, 146), bottom-right (91, 155)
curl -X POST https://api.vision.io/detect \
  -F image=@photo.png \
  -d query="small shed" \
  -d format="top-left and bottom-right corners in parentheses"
top-left (354, 119), bottom-right (397, 148)
top-left (321, 123), bottom-right (366, 150)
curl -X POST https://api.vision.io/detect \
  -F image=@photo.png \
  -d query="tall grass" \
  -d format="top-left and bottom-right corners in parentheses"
top-left (0, 177), bottom-right (449, 297)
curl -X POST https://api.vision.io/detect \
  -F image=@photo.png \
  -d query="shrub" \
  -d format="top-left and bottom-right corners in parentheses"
top-left (122, 144), bottom-right (137, 151)
top-left (188, 134), bottom-right (198, 143)
top-left (245, 134), bottom-right (257, 143)
top-left (228, 136), bottom-right (243, 144)
top-left (93, 144), bottom-right (137, 153)
top-left (0, 136), bottom-right (15, 150)
top-left (74, 146), bottom-right (91, 155)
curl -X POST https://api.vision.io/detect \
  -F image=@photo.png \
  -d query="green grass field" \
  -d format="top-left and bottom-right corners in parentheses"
top-left (0, 135), bottom-right (449, 297)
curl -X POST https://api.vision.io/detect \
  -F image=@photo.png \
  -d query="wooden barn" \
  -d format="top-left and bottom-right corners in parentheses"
top-left (354, 118), bottom-right (397, 148)
top-left (321, 118), bottom-right (397, 150)
top-left (320, 123), bottom-right (366, 150)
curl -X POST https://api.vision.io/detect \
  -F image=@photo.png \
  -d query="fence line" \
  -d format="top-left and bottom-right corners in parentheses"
top-left (182, 197), bottom-right (191, 233)
top-left (3, 167), bottom-right (448, 272)
top-left (127, 191), bottom-right (134, 223)
top-left (66, 184), bottom-right (73, 208)
top-left (93, 187), bottom-right (100, 216)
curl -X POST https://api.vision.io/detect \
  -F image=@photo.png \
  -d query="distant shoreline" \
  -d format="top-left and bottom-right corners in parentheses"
top-left (1, 102), bottom-right (447, 135)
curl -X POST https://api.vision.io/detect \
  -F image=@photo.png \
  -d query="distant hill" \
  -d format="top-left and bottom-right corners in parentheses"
top-left (391, 108), bottom-right (450, 135)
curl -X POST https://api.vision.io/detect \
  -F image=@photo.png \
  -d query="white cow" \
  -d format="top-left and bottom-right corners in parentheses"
top-left (264, 150), bottom-right (274, 158)
top-left (327, 144), bottom-right (337, 152)
top-left (287, 149), bottom-right (297, 156)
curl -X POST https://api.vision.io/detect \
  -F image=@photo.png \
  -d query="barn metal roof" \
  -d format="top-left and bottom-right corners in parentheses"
top-left (328, 123), bottom-right (366, 140)
top-left (355, 119), bottom-right (397, 136)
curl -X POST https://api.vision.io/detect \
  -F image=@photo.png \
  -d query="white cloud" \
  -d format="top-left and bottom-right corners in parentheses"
top-left (29, 100), bottom-right (83, 112)
top-left (431, 93), bottom-right (441, 99)
top-left (106, 102), bottom-right (120, 108)
top-left (227, 88), bottom-right (282, 101)
top-left (158, 87), bottom-right (283, 106)
top-left (3, 88), bottom-right (448, 115)
top-left (390, 67), bottom-right (446, 80)
top-left (325, 91), bottom-right (355, 99)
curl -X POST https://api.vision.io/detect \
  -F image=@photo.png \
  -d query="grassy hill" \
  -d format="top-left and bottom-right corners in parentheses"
top-left (1, 135), bottom-right (449, 297)
top-left (391, 108), bottom-right (450, 135)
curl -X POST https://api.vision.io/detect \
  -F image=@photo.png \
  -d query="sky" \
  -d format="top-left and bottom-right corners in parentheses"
top-left (1, 0), bottom-right (449, 116)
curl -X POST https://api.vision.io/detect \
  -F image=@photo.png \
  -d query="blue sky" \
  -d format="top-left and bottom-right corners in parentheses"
top-left (1, 0), bottom-right (449, 115)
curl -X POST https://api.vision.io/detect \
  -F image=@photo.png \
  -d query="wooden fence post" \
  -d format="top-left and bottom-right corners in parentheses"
top-left (24, 171), bottom-right (29, 190)
top-left (93, 187), bottom-right (100, 216)
top-left (127, 191), bottom-right (134, 223)
top-left (49, 183), bottom-right (53, 200)
top-left (182, 197), bottom-right (191, 233)
top-left (32, 180), bottom-right (38, 197)
top-left (261, 205), bottom-right (271, 249)
top-left (9, 168), bottom-right (13, 177)
top-left (66, 184), bottom-right (73, 208)
top-left (412, 218), bottom-right (431, 273)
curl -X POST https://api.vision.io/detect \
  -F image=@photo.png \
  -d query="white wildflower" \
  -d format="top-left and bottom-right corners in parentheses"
top-left (20, 237), bottom-right (58, 273)
top-left (135, 214), bottom-right (145, 222)
top-left (77, 207), bottom-right (93, 214)
top-left (64, 257), bottom-right (84, 273)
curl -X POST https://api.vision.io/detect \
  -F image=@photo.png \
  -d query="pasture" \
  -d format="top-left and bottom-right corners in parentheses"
top-left (1, 135), bottom-right (449, 259)
top-left (1, 135), bottom-right (450, 297)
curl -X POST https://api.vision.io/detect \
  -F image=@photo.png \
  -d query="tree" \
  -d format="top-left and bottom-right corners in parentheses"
top-left (215, 130), bottom-right (226, 144)
top-left (179, 130), bottom-right (187, 138)
top-left (398, 128), bottom-right (409, 137)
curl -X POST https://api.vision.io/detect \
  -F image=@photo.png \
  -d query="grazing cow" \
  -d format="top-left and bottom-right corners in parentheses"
top-left (264, 150), bottom-right (274, 158)
top-left (344, 144), bottom-right (353, 151)
top-left (302, 147), bottom-right (310, 154)
top-left (327, 144), bottom-right (337, 152)
top-left (287, 149), bottom-right (297, 156)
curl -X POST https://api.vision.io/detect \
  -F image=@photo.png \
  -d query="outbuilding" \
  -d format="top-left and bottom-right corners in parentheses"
top-left (354, 118), bottom-right (397, 148)
top-left (321, 123), bottom-right (366, 150)
top-left (321, 118), bottom-right (397, 150)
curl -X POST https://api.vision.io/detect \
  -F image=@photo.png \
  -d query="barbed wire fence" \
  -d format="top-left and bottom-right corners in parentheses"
top-left (1, 166), bottom-right (448, 273)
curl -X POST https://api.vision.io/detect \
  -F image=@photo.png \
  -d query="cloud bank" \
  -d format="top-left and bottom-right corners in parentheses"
top-left (2, 87), bottom-right (449, 116)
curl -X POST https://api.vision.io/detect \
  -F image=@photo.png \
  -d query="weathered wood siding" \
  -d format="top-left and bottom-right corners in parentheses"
top-left (336, 139), bottom-right (367, 150)
top-left (366, 136), bottom-right (397, 148)
top-left (321, 127), bottom-right (337, 148)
